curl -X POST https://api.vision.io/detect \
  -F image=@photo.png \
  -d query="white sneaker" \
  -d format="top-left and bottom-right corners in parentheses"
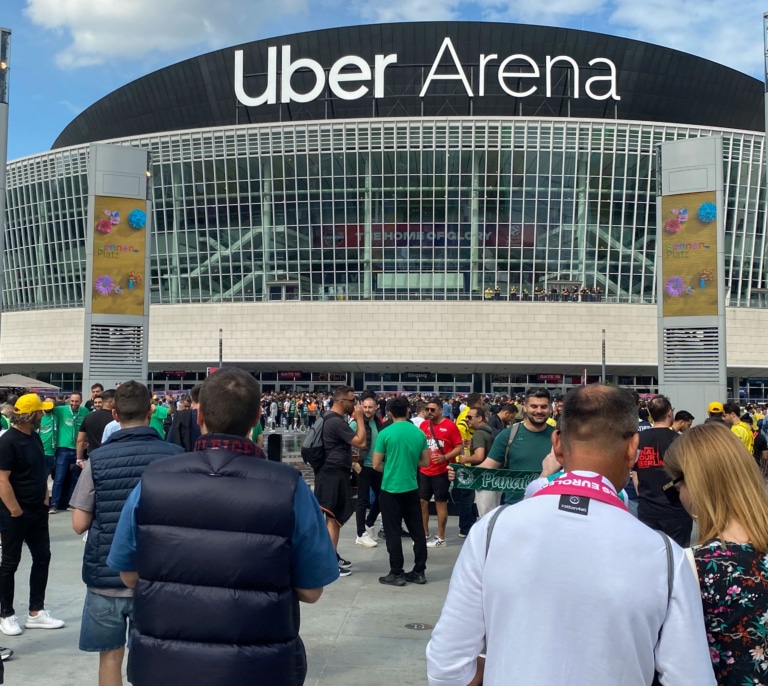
top-left (0, 616), bottom-right (21, 636)
top-left (25, 610), bottom-right (65, 630)
top-left (355, 532), bottom-right (378, 548)
top-left (365, 524), bottom-right (376, 538)
top-left (427, 537), bottom-right (446, 548)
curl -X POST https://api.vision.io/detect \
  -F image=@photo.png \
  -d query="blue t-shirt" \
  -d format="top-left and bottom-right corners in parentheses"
top-left (108, 476), bottom-right (339, 590)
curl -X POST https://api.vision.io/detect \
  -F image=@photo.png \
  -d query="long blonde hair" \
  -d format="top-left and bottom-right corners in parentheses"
top-left (664, 423), bottom-right (768, 551)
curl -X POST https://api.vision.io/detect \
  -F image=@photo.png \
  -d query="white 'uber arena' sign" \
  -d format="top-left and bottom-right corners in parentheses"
top-left (234, 36), bottom-right (621, 107)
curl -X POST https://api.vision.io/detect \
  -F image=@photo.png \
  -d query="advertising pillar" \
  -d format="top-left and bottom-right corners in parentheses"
top-left (83, 144), bottom-right (152, 392)
top-left (656, 136), bottom-right (726, 421)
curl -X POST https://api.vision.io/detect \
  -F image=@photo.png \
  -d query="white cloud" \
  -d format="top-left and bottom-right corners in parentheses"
top-left (482, 0), bottom-right (764, 76)
top-left (58, 99), bottom-right (84, 115)
top-left (478, 0), bottom-right (605, 21)
top-left (24, 0), bottom-right (308, 68)
top-left (25, 0), bottom-right (768, 77)
top-left (353, 0), bottom-right (463, 23)
top-left (608, 0), bottom-right (764, 76)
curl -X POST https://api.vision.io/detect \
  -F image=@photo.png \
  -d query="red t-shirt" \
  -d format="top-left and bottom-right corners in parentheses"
top-left (420, 418), bottom-right (463, 476)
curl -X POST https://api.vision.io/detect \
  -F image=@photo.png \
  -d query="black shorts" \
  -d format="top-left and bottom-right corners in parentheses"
top-left (314, 465), bottom-right (354, 525)
top-left (418, 471), bottom-right (450, 503)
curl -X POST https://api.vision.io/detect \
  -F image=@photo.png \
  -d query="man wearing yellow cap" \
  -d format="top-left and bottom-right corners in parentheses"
top-left (0, 394), bottom-right (65, 637)
top-left (704, 401), bottom-right (727, 425)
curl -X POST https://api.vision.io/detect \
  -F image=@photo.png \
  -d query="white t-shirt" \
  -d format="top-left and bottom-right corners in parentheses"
top-left (426, 471), bottom-right (715, 686)
top-left (410, 417), bottom-right (425, 428)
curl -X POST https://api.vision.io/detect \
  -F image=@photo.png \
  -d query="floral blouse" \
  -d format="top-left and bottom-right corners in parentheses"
top-left (692, 539), bottom-right (768, 685)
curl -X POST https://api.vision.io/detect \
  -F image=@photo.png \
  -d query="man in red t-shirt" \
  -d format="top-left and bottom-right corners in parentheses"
top-left (420, 399), bottom-right (463, 546)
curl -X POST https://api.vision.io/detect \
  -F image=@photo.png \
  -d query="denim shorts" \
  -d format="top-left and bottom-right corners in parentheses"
top-left (79, 590), bottom-right (133, 652)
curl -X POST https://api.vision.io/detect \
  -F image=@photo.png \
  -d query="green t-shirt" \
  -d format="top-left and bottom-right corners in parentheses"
top-left (52, 405), bottom-right (89, 449)
top-left (38, 413), bottom-right (56, 456)
top-left (150, 406), bottom-right (169, 439)
top-left (488, 423), bottom-right (555, 503)
top-left (251, 422), bottom-right (264, 443)
top-left (373, 420), bottom-right (428, 494)
top-left (350, 419), bottom-right (378, 468)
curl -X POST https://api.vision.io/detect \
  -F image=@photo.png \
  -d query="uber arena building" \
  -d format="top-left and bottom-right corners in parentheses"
top-left (4, 22), bottom-right (768, 397)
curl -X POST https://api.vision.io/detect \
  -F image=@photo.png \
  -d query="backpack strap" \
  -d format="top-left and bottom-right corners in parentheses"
top-left (501, 422), bottom-right (522, 469)
top-left (659, 531), bottom-right (673, 607)
top-left (485, 504), bottom-right (511, 558)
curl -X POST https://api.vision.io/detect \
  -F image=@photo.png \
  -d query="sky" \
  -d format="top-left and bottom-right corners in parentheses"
top-left (1, 0), bottom-right (767, 161)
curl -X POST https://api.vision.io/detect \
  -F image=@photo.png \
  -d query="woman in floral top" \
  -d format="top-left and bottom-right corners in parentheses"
top-left (665, 422), bottom-right (768, 686)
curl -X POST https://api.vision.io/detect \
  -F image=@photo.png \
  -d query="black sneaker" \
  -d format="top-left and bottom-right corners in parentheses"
top-left (337, 556), bottom-right (352, 570)
top-left (404, 570), bottom-right (427, 584)
top-left (0, 646), bottom-right (13, 661)
top-left (338, 567), bottom-right (352, 578)
top-left (378, 572), bottom-right (406, 587)
top-left (377, 529), bottom-right (386, 540)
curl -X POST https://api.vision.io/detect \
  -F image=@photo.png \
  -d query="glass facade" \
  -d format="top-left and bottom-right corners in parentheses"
top-left (4, 117), bottom-right (766, 311)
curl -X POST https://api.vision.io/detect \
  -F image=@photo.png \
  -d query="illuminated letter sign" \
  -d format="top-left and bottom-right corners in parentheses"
top-left (234, 40), bottom-right (620, 106)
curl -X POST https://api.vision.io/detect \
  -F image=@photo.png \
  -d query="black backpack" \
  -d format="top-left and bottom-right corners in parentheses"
top-left (301, 412), bottom-right (327, 471)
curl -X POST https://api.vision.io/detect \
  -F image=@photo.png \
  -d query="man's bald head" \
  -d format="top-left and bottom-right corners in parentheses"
top-left (558, 385), bottom-right (638, 455)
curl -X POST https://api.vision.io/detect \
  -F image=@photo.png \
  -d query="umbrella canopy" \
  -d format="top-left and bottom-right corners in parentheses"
top-left (0, 374), bottom-right (60, 390)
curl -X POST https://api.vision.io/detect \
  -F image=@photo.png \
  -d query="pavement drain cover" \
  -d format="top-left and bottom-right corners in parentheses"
top-left (405, 623), bottom-right (434, 630)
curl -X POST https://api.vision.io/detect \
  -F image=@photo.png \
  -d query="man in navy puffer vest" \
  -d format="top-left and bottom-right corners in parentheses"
top-left (70, 380), bottom-right (183, 686)
top-left (108, 368), bottom-right (339, 686)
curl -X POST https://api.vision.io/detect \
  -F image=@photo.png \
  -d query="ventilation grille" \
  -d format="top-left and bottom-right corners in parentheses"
top-left (88, 325), bottom-right (145, 379)
top-left (662, 327), bottom-right (720, 383)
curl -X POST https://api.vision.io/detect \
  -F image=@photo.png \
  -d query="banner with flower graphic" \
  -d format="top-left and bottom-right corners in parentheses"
top-left (659, 190), bottom-right (719, 318)
top-left (91, 195), bottom-right (148, 316)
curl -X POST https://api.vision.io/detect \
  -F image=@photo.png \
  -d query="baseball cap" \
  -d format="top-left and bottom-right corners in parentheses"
top-left (14, 394), bottom-right (54, 413)
top-left (707, 401), bottom-right (724, 414)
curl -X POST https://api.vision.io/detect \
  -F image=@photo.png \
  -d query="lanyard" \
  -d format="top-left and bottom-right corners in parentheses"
top-left (531, 471), bottom-right (629, 513)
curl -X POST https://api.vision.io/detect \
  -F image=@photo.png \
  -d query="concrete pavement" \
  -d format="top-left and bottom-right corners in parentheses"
top-left (3, 509), bottom-right (465, 685)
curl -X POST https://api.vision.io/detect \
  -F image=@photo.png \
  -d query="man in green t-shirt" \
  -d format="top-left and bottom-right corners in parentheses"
top-left (148, 396), bottom-right (176, 440)
top-left (479, 388), bottom-right (555, 506)
top-left (38, 409), bottom-right (56, 474)
top-left (373, 396), bottom-right (430, 586)
top-left (250, 421), bottom-right (264, 449)
top-left (50, 392), bottom-right (90, 512)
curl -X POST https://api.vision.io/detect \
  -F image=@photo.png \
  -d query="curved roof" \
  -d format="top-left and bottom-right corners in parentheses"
top-left (53, 21), bottom-right (764, 148)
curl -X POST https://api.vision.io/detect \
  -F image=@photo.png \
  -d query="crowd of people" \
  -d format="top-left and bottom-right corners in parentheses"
top-left (483, 285), bottom-right (606, 302)
top-left (0, 376), bottom-right (765, 684)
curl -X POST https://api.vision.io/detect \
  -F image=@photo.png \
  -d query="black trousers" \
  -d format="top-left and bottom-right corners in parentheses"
top-left (379, 489), bottom-right (427, 575)
top-left (355, 466), bottom-right (382, 536)
top-left (0, 508), bottom-right (51, 617)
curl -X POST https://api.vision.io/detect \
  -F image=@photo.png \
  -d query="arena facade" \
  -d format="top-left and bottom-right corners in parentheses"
top-left (3, 22), bottom-right (768, 397)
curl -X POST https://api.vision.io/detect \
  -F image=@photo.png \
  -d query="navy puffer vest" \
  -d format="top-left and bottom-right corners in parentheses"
top-left (130, 447), bottom-right (301, 686)
top-left (83, 427), bottom-right (183, 589)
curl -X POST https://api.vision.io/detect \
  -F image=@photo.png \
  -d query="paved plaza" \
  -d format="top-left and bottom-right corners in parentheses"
top-left (3, 507), bottom-right (464, 685)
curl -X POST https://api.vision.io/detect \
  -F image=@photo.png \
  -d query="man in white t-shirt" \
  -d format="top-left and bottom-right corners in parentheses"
top-left (410, 401), bottom-right (427, 428)
top-left (426, 385), bottom-right (715, 686)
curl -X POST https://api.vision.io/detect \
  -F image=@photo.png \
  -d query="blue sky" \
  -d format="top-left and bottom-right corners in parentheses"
top-left (2, 0), bottom-right (766, 161)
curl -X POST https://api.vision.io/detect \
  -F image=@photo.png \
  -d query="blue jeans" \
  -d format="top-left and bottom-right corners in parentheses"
top-left (79, 590), bottom-right (133, 652)
top-left (50, 448), bottom-right (77, 510)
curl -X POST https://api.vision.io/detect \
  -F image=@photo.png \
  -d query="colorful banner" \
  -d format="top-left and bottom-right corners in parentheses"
top-left (659, 190), bottom-right (718, 318)
top-left (451, 465), bottom-right (541, 495)
top-left (91, 196), bottom-right (147, 316)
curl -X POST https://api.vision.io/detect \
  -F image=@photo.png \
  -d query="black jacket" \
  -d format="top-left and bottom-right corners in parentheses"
top-left (130, 446), bottom-right (302, 686)
top-left (83, 427), bottom-right (183, 589)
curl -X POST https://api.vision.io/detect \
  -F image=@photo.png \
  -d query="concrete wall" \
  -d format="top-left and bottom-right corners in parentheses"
top-left (0, 302), bottom-right (762, 373)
